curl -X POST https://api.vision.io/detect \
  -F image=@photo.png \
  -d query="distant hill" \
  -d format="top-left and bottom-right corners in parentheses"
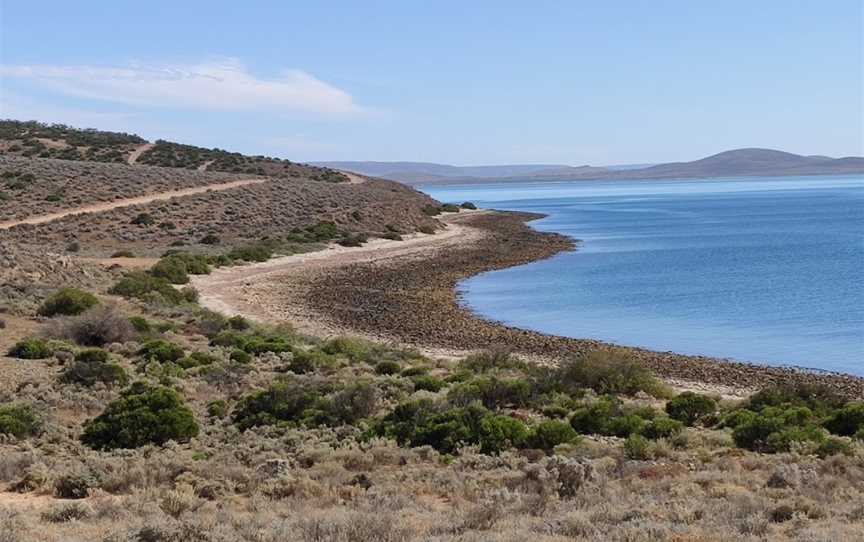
top-left (311, 161), bottom-right (598, 183)
top-left (318, 149), bottom-right (864, 185)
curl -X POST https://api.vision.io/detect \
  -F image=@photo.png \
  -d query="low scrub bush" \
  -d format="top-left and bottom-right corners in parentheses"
top-left (375, 360), bottom-right (401, 375)
top-left (177, 351), bottom-right (218, 369)
top-left (0, 404), bottom-right (41, 438)
top-left (138, 340), bottom-right (185, 363)
top-left (109, 271), bottom-right (185, 304)
top-left (37, 287), bottom-right (99, 317)
top-left (666, 392), bottom-right (717, 426)
top-left (548, 350), bottom-right (666, 397)
top-left (60, 349), bottom-right (128, 387)
top-left (374, 401), bottom-right (529, 455)
top-left (413, 375), bottom-right (446, 392)
top-left (150, 252), bottom-right (211, 284)
top-left (232, 380), bottom-right (324, 430)
top-left (641, 417), bottom-right (684, 440)
top-left (570, 396), bottom-right (656, 438)
top-left (8, 337), bottom-right (54, 359)
top-left (824, 403), bottom-right (864, 437)
top-left (448, 376), bottom-right (531, 409)
top-left (527, 419), bottom-right (580, 451)
top-left (460, 201), bottom-right (477, 210)
top-left (45, 305), bottom-right (137, 346)
top-left (81, 382), bottom-right (199, 450)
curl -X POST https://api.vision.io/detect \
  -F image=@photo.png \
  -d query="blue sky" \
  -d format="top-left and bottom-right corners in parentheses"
top-left (1, 1), bottom-right (862, 165)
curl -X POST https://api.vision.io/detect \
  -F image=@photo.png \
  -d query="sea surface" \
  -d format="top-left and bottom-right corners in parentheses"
top-left (422, 175), bottom-right (864, 375)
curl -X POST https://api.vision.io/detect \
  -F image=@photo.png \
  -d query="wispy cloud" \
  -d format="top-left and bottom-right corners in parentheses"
top-left (0, 58), bottom-right (364, 116)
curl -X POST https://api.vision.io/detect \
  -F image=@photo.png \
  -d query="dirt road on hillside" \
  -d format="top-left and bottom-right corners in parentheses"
top-left (0, 178), bottom-right (269, 230)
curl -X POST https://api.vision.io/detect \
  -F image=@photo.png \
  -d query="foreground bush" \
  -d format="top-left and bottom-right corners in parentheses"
top-left (824, 403), bottom-right (864, 437)
top-left (666, 392), bottom-right (717, 425)
top-left (138, 340), bottom-right (185, 363)
top-left (44, 305), bottom-right (137, 346)
top-left (109, 271), bottom-right (185, 304)
top-left (37, 288), bottom-right (99, 317)
top-left (544, 350), bottom-right (667, 397)
top-left (150, 252), bottom-right (211, 284)
top-left (374, 401), bottom-right (529, 455)
top-left (81, 382), bottom-right (199, 450)
top-left (60, 349), bottom-right (128, 387)
top-left (232, 380), bottom-right (322, 430)
top-left (527, 419), bottom-right (581, 451)
top-left (0, 404), bottom-right (40, 438)
top-left (8, 337), bottom-right (54, 359)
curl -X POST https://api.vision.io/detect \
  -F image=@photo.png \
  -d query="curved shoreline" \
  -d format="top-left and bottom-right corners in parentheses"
top-left (194, 211), bottom-right (864, 399)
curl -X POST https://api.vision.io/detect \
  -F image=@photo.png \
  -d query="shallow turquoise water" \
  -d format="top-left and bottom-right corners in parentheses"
top-left (422, 176), bottom-right (864, 375)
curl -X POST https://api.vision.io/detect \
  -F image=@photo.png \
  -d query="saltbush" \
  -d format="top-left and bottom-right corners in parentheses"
top-left (109, 272), bottom-right (184, 304)
top-left (45, 306), bottom-right (137, 347)
top-left (0, 404), bottom-right (41, 438)
top-left (527, 419), bottom-right (580, 451)
top-left (447, 376), bottom-right (531, 409)
top-left (413, 375), bottom-right (446, 392)
top-left (544, 350), bottom-right (666, 397)
top-left (81, 382), bottom-right (199, 450)
top-left (232, 380), bottom-right (322, 430)
top-left (37, 288), bottom-right (99, 317)
top-left (665, 392), bottom-right (717, 426)
top-left (824, 403), bottom-right (864, 437)
top-left (8, 337), bottom-right (54, 359)
top-left (375, 361), bottom-right (401, 375)
top-left (641, 417), bottom-right (684, 440)
top-left (60, 350), bottom-right (128, 388)
top-left (138, 340), bottom-right (185, 363)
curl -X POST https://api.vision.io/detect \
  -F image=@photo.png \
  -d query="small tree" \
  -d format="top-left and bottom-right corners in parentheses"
top-left (81, 382), bottom-right (199, 450)
top-left (37, 288), bottom-right (99, 317)
top-left (665, 392), bottom-right (717, 426)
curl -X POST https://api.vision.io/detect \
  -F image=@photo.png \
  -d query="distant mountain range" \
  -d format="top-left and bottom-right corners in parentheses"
top-left (314, 148), bottom-right (864, 185)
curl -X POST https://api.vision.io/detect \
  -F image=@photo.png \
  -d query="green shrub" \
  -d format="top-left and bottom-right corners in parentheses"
top-left (824, 403), bottom-right (864, 437)
top-left (230, 349), bottom-right (252, 364)
top-left (37, 288), bottom-right (99, 317)
top-left (477, 415), bottom-right (529, 454)
top-left (227, 243), bottom-right (272, 263)
top-left (0, 404), bottom-right (40, 438)
top-left (111, 250), bottom-right (135, 258)
top-left (81, 382), bottom-right (199, 450)
top-left (732, 410), bottom-right (826, 453)
top-left (232, 380), bottom-right (321, 430)
top-left (288, 349), bottom-right (336, 374)
top-left (329, 382), bottom-right (379, 425)
top-left (413, 375), bottom-right (446, 392)
top-left (130, 213), bottom-right (155, 226)
top-left (623, 434), bottom-right (652, 460)
top-left (460, 202), bottom-right (477, 210)
top-left (128, 316), bottom-right (152, 333)
top-left (448, 376), bottom-right (531, 409)
top-left (527, 419), bottom-right (580, 451)
top-left (641, 417), bottom-right (684, 440)
top-left (200, 233), bottom-right (221, 245)
top-left (227, 315), bottom-right (250, 331)
top-left (321, 337), bottom-right (373, 362)
top-left (570, 397), bottom-right (654, 437)
top-left (150, 257), bottom-right (189, 284)
top-left (459, 349), bottom-right (518, 373)
top-left (177, 352), bottom-right (217, 369)
top-left (440, 203), bottom-right (461, 213)
top-left (816, 437), bottom-right (853, 458)
top-left (665, 392), bottom-right (717, 426)
top-left (337, 233), bottom-right (368, 247)
top-left (375, 361), bottom-right (401, 375)
top-left (60, 350), bottom-right (128, 388)
top-left (206, 400), bottom-right (228, 418)
top-left (545, 350), bottom-right (666, 397)
top-left (8, 337), bottom-right (54, 359)
top-left (138, 340), bottom-right (185, 363)
top-left (109, 272), bottom-right (184, 304)
top-left (748, 383), bottom-right (844, 415)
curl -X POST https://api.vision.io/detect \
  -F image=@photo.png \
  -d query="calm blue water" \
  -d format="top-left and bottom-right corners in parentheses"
top-left (423, 176), bottom-right (864, 375)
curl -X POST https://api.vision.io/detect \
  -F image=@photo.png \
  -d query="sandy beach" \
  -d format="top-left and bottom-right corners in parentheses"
top-left (193, 210), bottom-right (864, 399)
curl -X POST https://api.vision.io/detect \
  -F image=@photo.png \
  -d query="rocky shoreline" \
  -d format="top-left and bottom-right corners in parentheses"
top-left (301, 211), bottom-right (864, 399)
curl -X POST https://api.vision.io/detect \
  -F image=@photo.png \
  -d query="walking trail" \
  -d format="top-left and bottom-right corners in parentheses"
top-left (0, 178), bottom-right (269, 230)
top-left (126, 143), bottom-right (155, 165)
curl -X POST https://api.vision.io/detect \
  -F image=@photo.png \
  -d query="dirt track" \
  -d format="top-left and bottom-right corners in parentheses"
top-left (0, 178), bottom-right (269, 230)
